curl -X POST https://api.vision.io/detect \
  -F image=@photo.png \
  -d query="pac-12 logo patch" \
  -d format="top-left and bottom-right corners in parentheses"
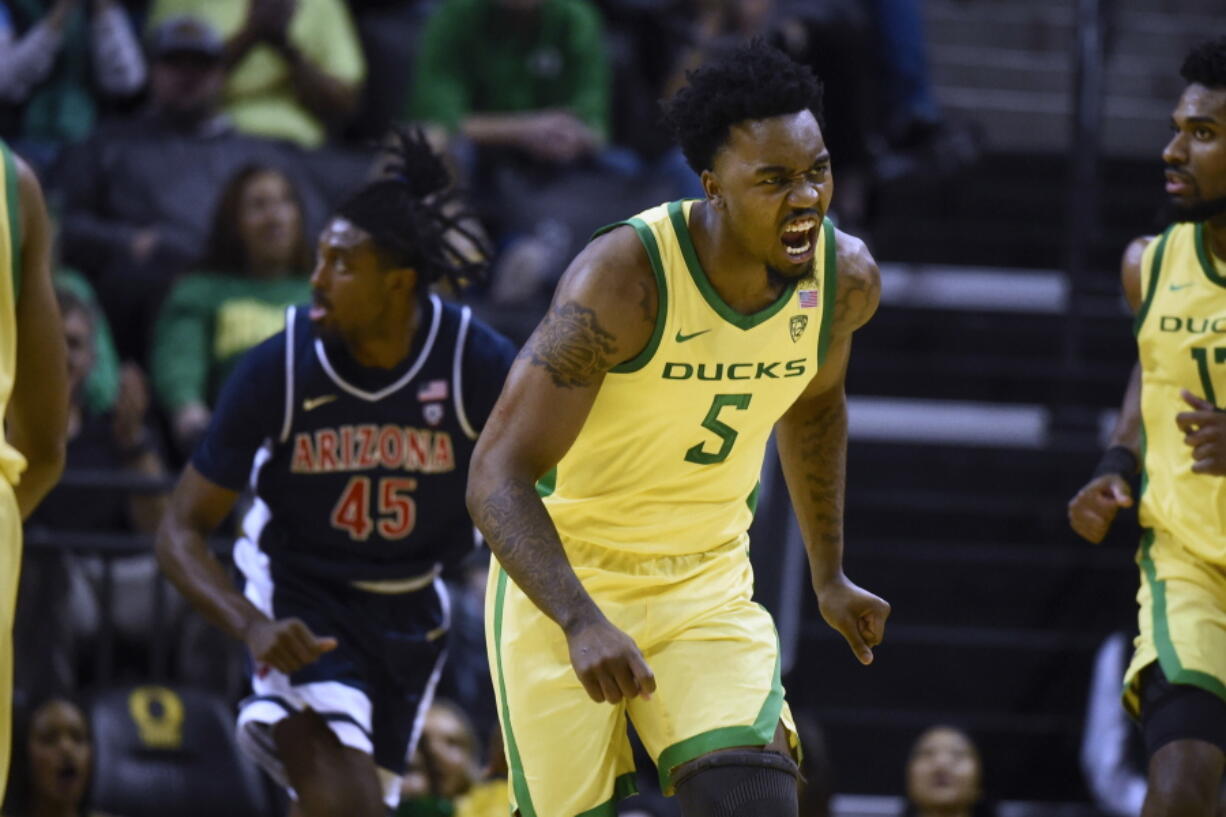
top-left (424, 403), bottom-right (445, 426)
top-left (790, 315), bottom-right (808, 342)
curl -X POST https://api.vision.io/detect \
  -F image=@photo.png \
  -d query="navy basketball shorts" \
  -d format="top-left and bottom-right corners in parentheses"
top-left (234, 544), bottom-right (448, 808)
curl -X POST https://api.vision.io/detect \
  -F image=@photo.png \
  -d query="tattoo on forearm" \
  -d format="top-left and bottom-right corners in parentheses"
top-left (475, 481), bottom-right (592, 625)
top-left (796, 397), bottom-right (847, 550)
top-left (519, 301), bottom-right (616, 389)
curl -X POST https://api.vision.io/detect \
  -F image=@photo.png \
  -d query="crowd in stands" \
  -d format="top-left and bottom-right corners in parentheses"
top-left (6, 0), bottom-right (979, 813)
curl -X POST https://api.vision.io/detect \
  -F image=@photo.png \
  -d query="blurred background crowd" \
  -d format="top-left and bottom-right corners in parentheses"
top-left (6, 0), bottom-right (1220, 816)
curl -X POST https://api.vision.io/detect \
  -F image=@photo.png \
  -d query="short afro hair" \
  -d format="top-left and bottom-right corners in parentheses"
top-left (1181, 37), bottom-right (1226, 90)
top-left (663, 39), bottom-right (824, 174)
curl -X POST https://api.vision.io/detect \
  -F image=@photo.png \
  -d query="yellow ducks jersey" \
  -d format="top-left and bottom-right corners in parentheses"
top-left (0, 143), bottom-right (24, 486)
top-left (1135, 221), bottom-right (1226, 564)
top-left (539, 200), bottom-right (837, 555)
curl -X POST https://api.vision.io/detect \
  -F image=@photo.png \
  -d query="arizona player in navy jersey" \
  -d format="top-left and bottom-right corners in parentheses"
top-left (156, 130), bottom-right (516, 817)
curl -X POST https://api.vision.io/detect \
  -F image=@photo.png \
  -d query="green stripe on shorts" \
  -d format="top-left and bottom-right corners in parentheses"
top-left (654, 615), bottom-right (785, 793)
top-left (493, 566), bottom-right (538, 817)
top-left (1139, 529), bottom-right (1226, 704)
top-left (2, 144), bottom-right (20, 301)
top-left (573, 772), bottom-right (637, 817)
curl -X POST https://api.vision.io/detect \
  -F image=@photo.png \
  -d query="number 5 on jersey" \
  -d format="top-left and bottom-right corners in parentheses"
top-left (331, 476), bottom-right (418, 541)
top-left (685, 393), bottom-right (752, 465)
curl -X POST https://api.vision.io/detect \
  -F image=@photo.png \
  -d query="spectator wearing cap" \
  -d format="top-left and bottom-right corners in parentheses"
top-left (0, 0), bottom-right (146, 171)
top-left (55, 13), bottom-right (315, 361)
top-left (146, 0), bottom-right (366, 149)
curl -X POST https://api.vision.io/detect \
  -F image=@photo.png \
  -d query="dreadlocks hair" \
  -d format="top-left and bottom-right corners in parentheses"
top-left (1181, 36), bottom-right (1226, 90)
top-left (662, 39), bottom-right (824, 175)
top-left (335, 127), bottom-right (489, 293)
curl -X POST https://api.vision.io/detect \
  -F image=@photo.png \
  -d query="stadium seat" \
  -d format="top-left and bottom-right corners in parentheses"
top-left (89, 683), bottom-right (272, 817)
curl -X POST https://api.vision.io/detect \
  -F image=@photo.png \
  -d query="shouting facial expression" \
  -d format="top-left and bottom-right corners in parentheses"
top-left (309, 217), bottom-right (414, 344)
top-left (28, 699), bottom-right (92, 807)
top-left (705, 109), bottom-right (832, 280)
top-left (1163, 83), bottom-right (1226, 222)
top-left (906, 727), bottom-right (982, 813)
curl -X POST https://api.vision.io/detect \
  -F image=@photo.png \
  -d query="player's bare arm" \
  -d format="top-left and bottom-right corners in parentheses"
top-left (467, 226), bottom-right (658, 704)
top-left (779, 232), bottom-right (879, 577)
top-left (776, 234), bottom-right (889, 666)
top-left (1068, 236), bottom-right (1151, 543)
top-left (8, 155), bottom-right (67, 519)
top-left (156, 465), bottom-right (336, 673)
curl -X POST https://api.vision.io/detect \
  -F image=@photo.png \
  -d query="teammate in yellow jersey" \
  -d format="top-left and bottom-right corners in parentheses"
top-left (1068, 37), bottom-right (1226, 817)
top-left (467, 41), bottom-right (889, 817)
top-left (0, 142), bottom-right (70, 801)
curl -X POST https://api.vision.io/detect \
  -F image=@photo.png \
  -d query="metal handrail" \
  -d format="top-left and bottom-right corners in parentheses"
top-left (21, 467), bottom-right (234, 686)
top-left (24, 528), bottom-right (232, 556)
top-left (1054, 0), bottom-right (1112, 441)
top-left (55, 467), bottom-right (176, 493)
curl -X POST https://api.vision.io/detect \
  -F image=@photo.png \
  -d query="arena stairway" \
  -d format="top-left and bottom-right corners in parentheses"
top-left (735, 0), bottom-right (1211, 799)
top-left (765, 276), bottom-right (1141, 800)
top-left (779, 6), bottom-right (1216, 799)
top-left (757, 260), bottom-right (1147, 800)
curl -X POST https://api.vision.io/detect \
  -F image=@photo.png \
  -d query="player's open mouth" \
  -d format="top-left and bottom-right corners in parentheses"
top-left (1165, 171), bottom-right (1194, 195)
top-left (781, 218), bottom-right (818, 259)
top-left (56, 761), bottom-right (80, 785)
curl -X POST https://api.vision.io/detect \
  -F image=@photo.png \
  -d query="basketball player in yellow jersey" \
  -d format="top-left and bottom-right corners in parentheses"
top-left (467, 42), bottom-right (889, 817)
top-left (1068, 37), bottom-right (1226, 817)
top-left (0, 143), bottom-right (70, 801)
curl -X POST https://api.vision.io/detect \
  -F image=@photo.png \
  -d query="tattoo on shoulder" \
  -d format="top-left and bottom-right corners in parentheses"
top-left (833, 264), bottom-right (879, 334)
top-left (520, 301), bottom-right (617, 389)
top-left (635, 277), bottom-right (654, 325)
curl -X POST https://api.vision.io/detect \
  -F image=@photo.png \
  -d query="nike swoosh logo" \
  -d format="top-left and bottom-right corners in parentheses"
top-left (675, 329), bottom-right (710, 343)
top-left (302, 394), bottom-right (339, 411)
top-left (1170, 283), bottom-right (1193, 291)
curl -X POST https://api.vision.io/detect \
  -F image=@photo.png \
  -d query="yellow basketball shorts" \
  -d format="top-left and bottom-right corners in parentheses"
top-left (0, 481), bottom-right (20, 805)
top-left (485, 534), bottom-right (799, 817)
top-left (1123, 526), bottom-right (1226, 718)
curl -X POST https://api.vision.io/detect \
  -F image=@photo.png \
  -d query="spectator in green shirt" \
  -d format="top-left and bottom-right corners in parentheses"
top-left (152, 163), bottom-right (311, 454)
top-left (409, 0), bottom-right (610, 166)
top-left (0, 0), bottom-right (147, 173)
top-left (409, 0), bottom-right (622, 309)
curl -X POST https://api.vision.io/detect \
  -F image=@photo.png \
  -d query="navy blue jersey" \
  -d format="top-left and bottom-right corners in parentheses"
top-left (193, 294), bottom-right (516, 582)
